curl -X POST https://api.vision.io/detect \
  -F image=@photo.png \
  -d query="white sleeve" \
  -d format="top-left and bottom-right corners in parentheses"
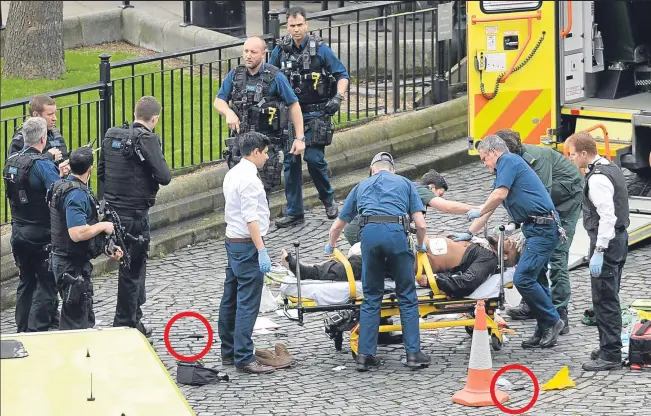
top-left (587, 174), bottom-right (616, 248)
top-left (239, 179), bottom-right (261, 224)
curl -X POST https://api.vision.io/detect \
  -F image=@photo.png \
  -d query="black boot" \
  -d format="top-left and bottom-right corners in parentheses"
top-left (521, 326), bottom-right (541, 349)
top-left (356, 354), bottom-right (382, 372)
top-left (325, 202), bottom-right (339, 220)
top-left (506, 300), bottom-right (534, 320)
top-left (539, 319), bottom-right (565, 348)
top-left (590, 348), bottom-right (600, 360)
top-left (136, 321), bottom-right (153, 339)
top-left (405, 351), bottom-right (431, 369)
top-left (558, 307), bottom-right (570, 335)
top-left (582, 357), bottom-right (621, 371)
top-left (275, 215), bottom-right (305, 228)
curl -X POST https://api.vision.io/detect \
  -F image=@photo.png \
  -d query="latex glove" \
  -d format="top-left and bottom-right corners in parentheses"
top-left (450, 232), bottom-right (472, 242)
top-left (324, 93), bottom-right (344, 115)
top-left (589, 251), bottom-right (604, 277)
top-left (324, 243), bottom-right (334, 255)
top-left (415, 243), bottom-right (428, 253)
top-left (258, 248), bottom-right (272, 273)
top-left (466, 208), bottom-right (481, 221)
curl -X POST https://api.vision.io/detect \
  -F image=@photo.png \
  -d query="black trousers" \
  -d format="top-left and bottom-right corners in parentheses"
top-left (113, 214), bottom-right (150, 328)
top-left (287, 253), bottom-right (363, 281)
top-left (52, 254), bottom-right (95, 330)
top-left (589, 230), bottom-right (628, 362)
top-left (11, 226), bottom-right (58, 332)
top-left (435, 243), bottom-right (498, 298)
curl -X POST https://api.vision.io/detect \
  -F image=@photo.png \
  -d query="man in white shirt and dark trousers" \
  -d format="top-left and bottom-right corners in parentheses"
top-left (219, 132), bottom-right (275, 374)
top-left (566, 132), bottom-right (629, 371)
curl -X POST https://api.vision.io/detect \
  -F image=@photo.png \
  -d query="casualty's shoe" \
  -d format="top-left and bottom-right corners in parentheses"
top-left (275, 215), bottom-right (305, 228)
top-left (222, 356), bottom-right (234, 366)
top-left (236, 360), bottom-right (276, 374)
top-left (558, 307), bottom-right (570, 335)
top-left (254, 344), bottom-right (293, 369)
top-left (506, 300), bottom-right (534, 320)
top-left (405, 351), bottom-right (431, 369)
top-left (356, 354), bottom-right (382, 372)
top-left (325, 202), bottom-right (339, 220)
top-left (590, 348), bottom-right (600, 360)
top-left (582, 358), bottom-right (621, 372)
top-left (539, 319), bottom-right (565, 348)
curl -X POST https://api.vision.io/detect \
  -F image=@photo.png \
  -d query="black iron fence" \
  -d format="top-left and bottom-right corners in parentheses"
top-left (1, 1), bottom-right (465, 224)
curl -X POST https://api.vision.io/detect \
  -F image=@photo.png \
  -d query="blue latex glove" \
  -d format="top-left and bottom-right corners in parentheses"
top-left (450, 232), bottom-right (473, 242)
top-left (324, 243), bottom-right (334, 255)
top-left (415, 243), bottom-right (428, 253)
top-left (258, 248), bottom-right (272, 273)
top-left (466, 208), bottom-right (482, 221)
top-left (589, 251), bottom-right (604, 277)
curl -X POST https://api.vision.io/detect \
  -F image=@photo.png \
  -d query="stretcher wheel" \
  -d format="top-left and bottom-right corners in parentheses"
top-left (491, 334), bottom-right (502, 351)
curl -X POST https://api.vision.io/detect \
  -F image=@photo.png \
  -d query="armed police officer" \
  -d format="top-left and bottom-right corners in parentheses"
top-left (467, 135), bottom-right (566, 349)
top-left (98, 96), bottom-right (172, 339)
top-left (566, 132), bottom-right (629, 372)
top-left (495, 129), bottom-right (583, 334)
top-left (10, 95), bottom-right (69, 173)
top-left (270, 6), bottom-right (350, 227)
top-left (326, 152), bottom-right (431, 372)
top-left (3, 117), bottom-right (65, 332)
top-left (214, 36), bottom-right (305, 199)
top-left (49, 147), bottom-right (123, 330)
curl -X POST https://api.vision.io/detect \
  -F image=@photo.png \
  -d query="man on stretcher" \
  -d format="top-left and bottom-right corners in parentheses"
top-left (280, 233), bottom-right (522, 298)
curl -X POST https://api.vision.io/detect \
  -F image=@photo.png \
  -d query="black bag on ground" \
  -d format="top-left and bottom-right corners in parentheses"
top-left (176, 361), bottom-right (229, 386)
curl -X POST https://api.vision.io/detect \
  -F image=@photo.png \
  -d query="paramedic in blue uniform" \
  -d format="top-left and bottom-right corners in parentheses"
top-left (219, 132), bottom-right (276, 375)
top-left (468, 135), bottom-right (566, 349)
top-left (270, 6), bottom-right (351, 227)
top-left (325, 152), bottom-right (431, 372)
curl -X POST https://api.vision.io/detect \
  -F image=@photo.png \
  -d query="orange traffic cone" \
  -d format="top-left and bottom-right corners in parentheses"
top-left (452, 300), bottom-right (509, 407)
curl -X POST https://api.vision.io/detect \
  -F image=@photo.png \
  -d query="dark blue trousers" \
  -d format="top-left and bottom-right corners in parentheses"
top-left (516, 223), bottom-right (560, 329)
top-left (218, 241), bottom-right (264, 367)
top-left (358, 224), bottom-right (420, 355)
top-left (283, 128), bottom-right (334, 216)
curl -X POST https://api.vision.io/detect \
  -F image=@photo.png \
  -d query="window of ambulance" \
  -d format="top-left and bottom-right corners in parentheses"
top-left (480, 1), bottom-right (542, 14)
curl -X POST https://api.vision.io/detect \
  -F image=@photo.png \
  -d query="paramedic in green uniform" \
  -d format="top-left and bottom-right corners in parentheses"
top-left (496, 129), bottom-right (583, 334)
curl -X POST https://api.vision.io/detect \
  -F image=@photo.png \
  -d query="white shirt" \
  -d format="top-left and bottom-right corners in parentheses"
top-left (223, 158), bottom-right (270, 238)
top-left (585, 155), bottom-right (617, 248)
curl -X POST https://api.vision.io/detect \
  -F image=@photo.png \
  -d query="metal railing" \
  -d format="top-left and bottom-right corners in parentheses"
top-left (1, 1), bottom-right (466, 224)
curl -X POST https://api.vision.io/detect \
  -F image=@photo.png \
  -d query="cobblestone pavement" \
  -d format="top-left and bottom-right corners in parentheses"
top-left (2, 162), bottom-right (650, 415)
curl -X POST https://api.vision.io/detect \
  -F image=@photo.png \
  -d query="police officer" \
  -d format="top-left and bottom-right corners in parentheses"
top-left (566, 132), bottom-right (629, 371)
top-left (496, 129), bottom-right (583, 333)
top-left (10, 95), bottom-right (69, 169)
top-left (98, 95), bottom-right (172, 338)
top-left (3, 117), bottom-right (65, 332)
top-left (49, 147), bottom-right (123, 330)
top-left (326, 152), bottom-right (431, 372)
top-left (468, 135), bottom-right (566, 349)
top-left (214, 36), bottom-right (306, 199)
top-left (270, 6), bottom-right (351, 227)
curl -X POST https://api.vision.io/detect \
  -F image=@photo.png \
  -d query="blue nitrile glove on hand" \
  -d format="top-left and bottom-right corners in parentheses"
top-left (466, 208), bottom-right (482, 221)
top-left (416, 243), bottom-right (428, 253)
top-left (450, 232), bottom-right (473, 242)
top-left (324, 243), bottom-right (334, 255)
top-left (589, 251), bottom-right (604, 277)
top-left (258, 248), bottom-right (272, 273)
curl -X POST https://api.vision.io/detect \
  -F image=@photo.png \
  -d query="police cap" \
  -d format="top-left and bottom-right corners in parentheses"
top-left (370, 152), bottom-right (395, 169)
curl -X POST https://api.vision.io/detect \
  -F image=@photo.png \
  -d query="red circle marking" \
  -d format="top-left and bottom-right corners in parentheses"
top-left (490, 364), bottom-right (540, 414)
top-left (163, 311), bottom-right (214, 362)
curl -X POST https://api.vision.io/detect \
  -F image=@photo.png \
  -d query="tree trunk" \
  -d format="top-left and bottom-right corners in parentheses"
top-left (3, 1), bottom-right (65, 80)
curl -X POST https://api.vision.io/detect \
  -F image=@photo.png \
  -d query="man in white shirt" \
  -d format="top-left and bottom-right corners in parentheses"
top-left (566, 131), bottom-right (630, 372)
top-left (219, 132), bottom-right (276, 374)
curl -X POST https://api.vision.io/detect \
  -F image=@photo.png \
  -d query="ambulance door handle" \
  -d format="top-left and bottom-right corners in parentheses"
top-left (561, 1), bottom-right (573, 39)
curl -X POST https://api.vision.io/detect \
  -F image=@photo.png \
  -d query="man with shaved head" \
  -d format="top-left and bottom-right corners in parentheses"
top-left (214, 36), bottom-right (305, 200)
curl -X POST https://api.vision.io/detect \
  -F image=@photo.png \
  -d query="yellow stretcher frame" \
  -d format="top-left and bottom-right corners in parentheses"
top-left (283, 234), bottom-right (513, 357)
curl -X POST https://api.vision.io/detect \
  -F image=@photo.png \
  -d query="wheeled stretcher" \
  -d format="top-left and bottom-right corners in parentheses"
top-left (277, 227), bottom-right (514, 357)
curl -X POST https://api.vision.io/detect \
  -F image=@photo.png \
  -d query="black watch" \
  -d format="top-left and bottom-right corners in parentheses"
top-left (595, 246), bottom-right (606, 253)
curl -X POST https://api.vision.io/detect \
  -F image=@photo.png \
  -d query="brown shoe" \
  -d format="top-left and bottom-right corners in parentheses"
top-left (254, 344), bottom-right (293, 369)
top-left (236, 360), bottom-right (275, 374)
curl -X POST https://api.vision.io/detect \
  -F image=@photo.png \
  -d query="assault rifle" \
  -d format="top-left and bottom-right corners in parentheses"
top-left (100, 201), bottom-right (140, 270)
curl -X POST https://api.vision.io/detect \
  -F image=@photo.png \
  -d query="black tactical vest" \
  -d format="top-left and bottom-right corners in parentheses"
top-left (11, 126), bottom-right (68, 158)
top-left (101, 123), bottom-right (159, 211)
top-left (48, 177), bottom-right (102, 258)
top-left (230, 65), bottom-right (288, 136)
top-left (277, 34), bottom-right (337, 105)
top-left (583, 159), bottom-right (630, 236)
top-left (2, 147), bottom-right (51, 227)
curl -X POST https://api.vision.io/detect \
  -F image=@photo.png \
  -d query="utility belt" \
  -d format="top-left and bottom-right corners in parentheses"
top-left (306, 117), bottom-right (334, 147)
top-left (524, 213), bottom-right (554, 226)
top-left (359, 215), bottom-right (411, 234)
top-left (300, 102), bottom-right (328, 113)
top-left (112, 207), bottom-right (148, 219)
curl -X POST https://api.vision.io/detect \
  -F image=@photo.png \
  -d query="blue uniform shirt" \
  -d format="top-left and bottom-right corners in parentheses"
top-left (269, 35), bottom-right (350, 121)
top-left (63, 177), bottom-right (95, 229)
top-left (339, 170), bottom-right (425, 223)
top-left (27, 157), bottom-right (61, 192)
top-left (216, 63), bottom-right (298, 105)
top-left (493, 153), bottom-right (555, 223)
